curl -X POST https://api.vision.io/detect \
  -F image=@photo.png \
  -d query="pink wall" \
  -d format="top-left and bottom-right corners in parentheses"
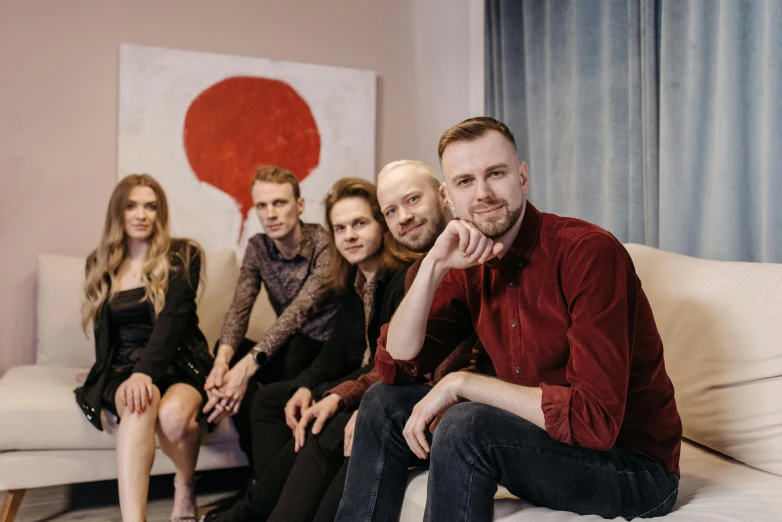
top-left (0, 0), bottom-right (475, 373)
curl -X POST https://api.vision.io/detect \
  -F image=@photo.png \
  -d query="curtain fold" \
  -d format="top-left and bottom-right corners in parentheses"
top-left (658, 0), bottom-right (782, 262)
top-left (487, 0), bottom-right (782, 262)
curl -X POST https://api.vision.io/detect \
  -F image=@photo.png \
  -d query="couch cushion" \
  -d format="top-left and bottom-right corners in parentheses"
top-left (36, 254), bottom-right (94, 367)
top-left (399, 443), bottom-right (782, 521)
top-left (625, 244), bottom-right (782, 476)
top-left (0, 365), bottom-right (238, 451)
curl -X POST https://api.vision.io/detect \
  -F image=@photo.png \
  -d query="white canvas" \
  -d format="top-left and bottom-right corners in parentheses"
top-left (118, 44), bottom-right (376, 257)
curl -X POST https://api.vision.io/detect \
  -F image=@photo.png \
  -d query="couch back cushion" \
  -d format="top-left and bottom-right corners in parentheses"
top-left (36, 251), bottom-right (275, 367)
top-left (626, 244), bottom-right (782, 476)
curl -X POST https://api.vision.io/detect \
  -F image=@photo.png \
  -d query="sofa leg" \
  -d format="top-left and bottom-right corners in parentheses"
top-left (0, 489), bottom-right (26, 522)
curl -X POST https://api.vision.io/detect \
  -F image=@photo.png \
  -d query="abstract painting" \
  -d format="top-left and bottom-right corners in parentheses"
top-left (118, 44), bottom-right (376, 256)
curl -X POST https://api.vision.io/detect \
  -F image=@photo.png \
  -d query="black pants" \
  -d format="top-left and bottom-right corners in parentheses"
top-left (229, 335), bottom-right (323, 471)
top-left (220, 381), bottom-right (350, 522)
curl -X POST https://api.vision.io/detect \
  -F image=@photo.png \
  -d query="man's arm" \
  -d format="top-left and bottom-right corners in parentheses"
top-left (538, 233), bottom-right (637, 451)
top-left (216, 240), bottom-right (265, 363)
top-left (249, 243), bottom-right (334, 363)
top-left (377, 220), bottom-right (503, 382)
top-left (402, 371), bottom-right (545, 459)
top-left (385, 254), bottom-right (451, 361)
top-left (452, 373), bottom-right (545, 428)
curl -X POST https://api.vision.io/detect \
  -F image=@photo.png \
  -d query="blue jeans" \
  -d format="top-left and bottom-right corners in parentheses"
top-left (336, 383), bottom-right (679, 522)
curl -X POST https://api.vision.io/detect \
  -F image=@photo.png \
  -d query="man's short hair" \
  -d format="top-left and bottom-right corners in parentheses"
top-left (377, 160), bottom-right (441, 191)
top-left (437, 117), bottom-right (518, 161)
top-left (253, 165), bottom-right (301, 199)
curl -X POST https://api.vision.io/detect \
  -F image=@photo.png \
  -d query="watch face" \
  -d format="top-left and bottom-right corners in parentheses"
top-left (254, 351), bottom-right (268, 367)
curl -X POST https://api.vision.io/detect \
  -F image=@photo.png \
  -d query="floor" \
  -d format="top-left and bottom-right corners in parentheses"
top-left (2, 468), bottom-right (246, 522)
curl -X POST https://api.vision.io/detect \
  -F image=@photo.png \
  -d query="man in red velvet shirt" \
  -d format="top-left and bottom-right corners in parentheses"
top-left (336, 117), bottom-right (682, 521)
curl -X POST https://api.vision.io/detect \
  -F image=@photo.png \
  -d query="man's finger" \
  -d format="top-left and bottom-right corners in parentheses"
top-left (414, 420), bottom-right (430, 455)
top-left (295, 421), bottom-right (306, 451)
top-left (344, 436), bottom-right (353, 457)
top-left (477, 240), bottom-right (496, 264)
top-left (403, 416), bottom-right (427, 460)
top-left (203, 394), bottom-right (218, 414)
top-left (456, 222), bottom-right (470, 252)
top-left (465, 227), bottom-right (483, 256)
top-left (468, 235), bottom-right (487, 262)
top-left (285, 410), bottom-right (297, 430)
top-left (215, 369), bottom-right (224, 388)
top-left (311, 411), bottom-right (329, 435)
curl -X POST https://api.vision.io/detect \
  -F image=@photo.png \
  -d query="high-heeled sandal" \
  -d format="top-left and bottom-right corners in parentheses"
top-left (170, 478), bottom-right (198, 522)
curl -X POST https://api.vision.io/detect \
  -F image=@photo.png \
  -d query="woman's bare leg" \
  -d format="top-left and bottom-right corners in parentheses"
top-left (156, 383), bottom-right (203, 519)
top-left (115, 385), bottom-right (161, 522)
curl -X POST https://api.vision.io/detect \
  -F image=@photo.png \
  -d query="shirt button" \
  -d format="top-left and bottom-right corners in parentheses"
top-left (408, 367), bottom-right (416, 376)
top-left (514, 367), bottom-right (520, 374)
top-left (508, 281), bottom-right (514, 287)
top-left (511, 322), bottom-right (518, 328)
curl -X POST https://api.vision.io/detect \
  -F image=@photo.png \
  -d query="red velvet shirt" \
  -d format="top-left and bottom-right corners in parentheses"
top-left (375, 202), bottom-right (682, 474)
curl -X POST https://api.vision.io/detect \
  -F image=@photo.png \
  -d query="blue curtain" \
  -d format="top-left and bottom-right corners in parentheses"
top-left (487, 0), bottom-right (782, 263)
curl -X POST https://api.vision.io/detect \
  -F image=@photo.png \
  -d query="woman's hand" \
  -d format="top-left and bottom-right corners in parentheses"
top-left (294, 394), bottom-right (342, 452)
top-left (117, 373), bottom-right (154, 414)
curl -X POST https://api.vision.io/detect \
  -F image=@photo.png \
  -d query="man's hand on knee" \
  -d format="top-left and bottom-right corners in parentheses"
top-left (403, 374), bottom-right (462, 459)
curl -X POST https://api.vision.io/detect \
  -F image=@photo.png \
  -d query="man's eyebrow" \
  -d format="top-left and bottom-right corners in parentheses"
top-left (451, 173), bottom-right (474, 183)
top-left (483, 163), bottom-right (509, 173)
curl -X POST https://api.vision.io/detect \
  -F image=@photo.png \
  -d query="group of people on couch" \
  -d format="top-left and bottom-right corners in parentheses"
top-left (74, 117), bottom-right (683, 522)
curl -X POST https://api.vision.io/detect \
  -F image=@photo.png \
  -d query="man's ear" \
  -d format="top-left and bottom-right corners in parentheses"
top-left (297, 197), bottom-right (306, 215)
top-left (439, 182), bottom-right (451, 206)
top-left (519, 162), bottom-right (530, 194)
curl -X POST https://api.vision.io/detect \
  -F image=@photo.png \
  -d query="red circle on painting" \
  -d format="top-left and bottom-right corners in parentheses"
top-left (183, 76), bottom-right (320, 217)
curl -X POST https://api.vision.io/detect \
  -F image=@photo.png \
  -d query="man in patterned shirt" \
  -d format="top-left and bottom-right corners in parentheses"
top-left (202, 165), bottom-right (339, 468)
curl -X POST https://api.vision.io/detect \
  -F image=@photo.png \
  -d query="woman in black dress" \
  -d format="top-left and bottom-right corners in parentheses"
top-left (75, 174), bottom-right (213, 522)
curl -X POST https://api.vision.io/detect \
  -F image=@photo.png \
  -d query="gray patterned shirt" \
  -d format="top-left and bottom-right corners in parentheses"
top-left (219, 222), bottom-right (339, 358)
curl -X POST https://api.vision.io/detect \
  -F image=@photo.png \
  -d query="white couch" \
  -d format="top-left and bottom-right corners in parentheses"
top-left (399, 244), bottom-right (782, 521)
top-left (0, 250), bottom-right (276, 522)
top-left (2, 245), bottom-right (781, 522)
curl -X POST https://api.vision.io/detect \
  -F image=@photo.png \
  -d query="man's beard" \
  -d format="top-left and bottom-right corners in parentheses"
top-left (397, 211), bottom-right (447, 253)
top-left (469, 199), bottom-right (523, 239)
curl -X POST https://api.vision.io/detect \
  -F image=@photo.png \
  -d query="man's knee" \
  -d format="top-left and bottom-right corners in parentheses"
top-left (431, 402), bottom-right (494, 460)
top-left (360, 382), bottom-right (397, 415)
top-left (250, 380), bottom-right (291, 422)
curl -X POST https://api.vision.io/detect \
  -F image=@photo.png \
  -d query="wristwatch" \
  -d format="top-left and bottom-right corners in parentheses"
top-left (251, 346), bottom-right (268, 368)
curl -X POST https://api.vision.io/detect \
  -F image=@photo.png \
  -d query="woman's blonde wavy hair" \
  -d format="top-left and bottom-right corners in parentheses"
top-left (81, 174), bottom-right (198, 333)
top-left (323, 177), bottom-right (419, 293)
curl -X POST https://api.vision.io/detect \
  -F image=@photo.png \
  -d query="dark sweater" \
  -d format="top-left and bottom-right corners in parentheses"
top-left (289, 264), bottom-right (409, 400)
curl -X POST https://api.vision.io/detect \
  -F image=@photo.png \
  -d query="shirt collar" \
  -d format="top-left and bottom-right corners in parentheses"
top-left (486, 201), bottom-right (543, 270)
top-left (264, 221), bottom-right (314, 262)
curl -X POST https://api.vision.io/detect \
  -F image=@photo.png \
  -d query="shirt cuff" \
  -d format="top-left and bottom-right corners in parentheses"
top-left (540, 383), bottom-right (573, 446)
top-left (375, 346), bottom-right (420, 384)
top-left (321, 390), bottom-right (348, 411)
